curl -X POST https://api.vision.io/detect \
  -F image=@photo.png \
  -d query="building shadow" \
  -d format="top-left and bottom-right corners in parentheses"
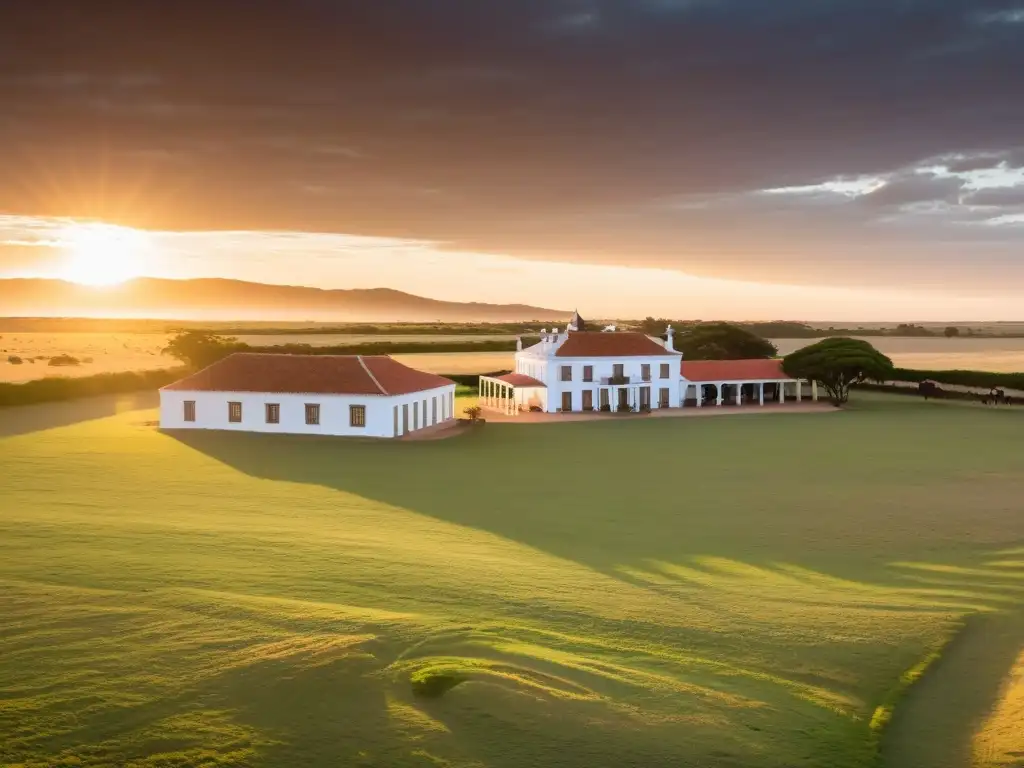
top-left (0, 391), bottom-right (159, 439)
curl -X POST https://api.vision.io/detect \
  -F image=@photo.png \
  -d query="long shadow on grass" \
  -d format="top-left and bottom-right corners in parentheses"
top-left (881, 611), bottom-right (1024, 768)
top-left (165, 409), bottom-right (1024, 583)
top-left (0, 391), bottom-right (157, 438)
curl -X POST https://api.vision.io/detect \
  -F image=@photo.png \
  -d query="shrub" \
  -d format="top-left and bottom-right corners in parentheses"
top-left (410, 668), bottom-right (465, 698)
top-left (7, 355), bottom-right (22, 365)
top-left (48, 354), bottom-right (81, 367)
top-left (463, 405), bottom-right (483, 422)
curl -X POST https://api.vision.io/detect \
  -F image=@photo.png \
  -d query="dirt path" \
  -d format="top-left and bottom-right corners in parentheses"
top-left (881, 612), bottom-right (1024, 768)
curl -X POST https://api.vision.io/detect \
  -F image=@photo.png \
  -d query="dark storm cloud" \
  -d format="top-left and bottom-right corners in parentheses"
top-left (0, 0), bottom-right (1022, 289)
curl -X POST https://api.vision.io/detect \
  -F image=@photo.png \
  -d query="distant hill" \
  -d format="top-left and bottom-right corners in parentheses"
top-left (0, 278), bottom-right (568, 322)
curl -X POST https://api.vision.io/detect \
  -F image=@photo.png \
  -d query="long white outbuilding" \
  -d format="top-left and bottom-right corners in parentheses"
top-left (159, 353), bottom-right (456, 438)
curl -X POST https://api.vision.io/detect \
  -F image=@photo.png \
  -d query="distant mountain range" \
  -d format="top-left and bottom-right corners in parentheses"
top-left (0, 278), bottom-right (568, 322)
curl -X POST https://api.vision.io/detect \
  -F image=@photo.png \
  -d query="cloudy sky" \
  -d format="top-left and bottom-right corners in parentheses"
top-left (1, 0), bottom-right (1023, 319)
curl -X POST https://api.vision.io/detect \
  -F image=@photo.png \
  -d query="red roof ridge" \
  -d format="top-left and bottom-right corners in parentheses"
top-left (555, 331), bottom-right (677, 358)
top-left (161, 352), bottom-right (454, 396)
top-left (356, 354), bottom-right (389, 395)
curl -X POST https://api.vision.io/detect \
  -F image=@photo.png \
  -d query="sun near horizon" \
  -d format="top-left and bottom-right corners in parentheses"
top-left (57, 222), bottom-right (151, 287)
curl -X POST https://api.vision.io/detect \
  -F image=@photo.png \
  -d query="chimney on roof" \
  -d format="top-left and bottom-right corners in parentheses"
top-left (665, 324), bottom-right (676, 352)
top-left (516, 335), bottom-right (523, 351)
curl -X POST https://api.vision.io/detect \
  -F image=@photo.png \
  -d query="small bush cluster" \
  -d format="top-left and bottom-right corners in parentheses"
top-left (7, 355), bottom-right (23, 365)
top-left (410, 668), bottom-right (465, 698)
top-left (47, 354), bottom-right (81, 367)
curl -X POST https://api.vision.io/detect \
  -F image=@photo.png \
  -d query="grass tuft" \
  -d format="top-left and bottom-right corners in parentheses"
top-left (410, 668), bottom-right (467, 698)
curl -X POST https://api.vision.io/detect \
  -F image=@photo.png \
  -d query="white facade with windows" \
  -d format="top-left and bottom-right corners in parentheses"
top-left (160, 386), bottom-right (455, 438)
top-left (480, 312), bottom-right (684, 414)
top-left (159, 353), bottom-right (456, 438)
top-left (479, 312), bottom-right (814, 416)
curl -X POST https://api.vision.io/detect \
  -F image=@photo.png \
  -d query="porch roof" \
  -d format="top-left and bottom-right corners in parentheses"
top-left (491, 373), bottom-right (547, 388)
top-left (681, 359), bottom-right (796, 383)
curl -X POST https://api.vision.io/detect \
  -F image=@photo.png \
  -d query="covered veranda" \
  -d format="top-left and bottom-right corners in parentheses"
top-left (680, 359), bottom-right (816, 408)
top-left (478, 373), bottom-right (546, 416)
top-left (683, 379), bottom-right (817, 407)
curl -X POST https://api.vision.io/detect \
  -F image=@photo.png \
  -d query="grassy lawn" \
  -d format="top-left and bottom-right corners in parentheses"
top-left (1, 393), bottom-right (1023, 767)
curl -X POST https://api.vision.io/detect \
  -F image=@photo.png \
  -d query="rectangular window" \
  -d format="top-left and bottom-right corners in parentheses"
top-left (659, 387), bottom-right (670, 408)
top-left (183, 400), bottom-right (196, 422)
top-left (613, 363), bottom-right (624, 379)
top-left (560, 365), bottom-right (572, 382)
top-left (305, 403), bottom-right (320, 425)
top-left (265, 403), bottom-right (280, 424)
top-left (582, 390), bottom-right (593, 410)
top-left (600, 389), bottom-right (610, 409)
top-left (432, 397), bottom-right (437, 424)
top-left (583, 365), bottom-right (593, 382)
top-left (228, 401), bottom-right (242, 423)
top-left (414, 401), bottom-right (419, 430)
top-left (641, 364), bottom-right (651, 382)
top-left (660, 363), bottom-right (670, 379)
top-left (350, 404), bottom-right (366, 427)
top-left (561, 391), bottom-right (573, 411)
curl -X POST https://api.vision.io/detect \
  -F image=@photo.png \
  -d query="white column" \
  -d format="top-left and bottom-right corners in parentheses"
top-left (759, 383), bottom-right (765, 406)
top-left (696, 385), bottom-right (703, 408)
top-left (812, 381), bottom-right (819, 401)
top-left (735, 384), bottom-right (742, 406)
top-left (779, 382), bottom-right (786, 404)
top-left (716, 383), bottom-right (723, 406)
top-left (507, 384), bottom-right (513, 415)
top-left (796, 381), bottom-right (803, 403)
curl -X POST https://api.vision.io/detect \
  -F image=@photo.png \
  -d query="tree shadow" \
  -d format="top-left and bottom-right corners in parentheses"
top-left (0, 392), bottom-right (158, 438)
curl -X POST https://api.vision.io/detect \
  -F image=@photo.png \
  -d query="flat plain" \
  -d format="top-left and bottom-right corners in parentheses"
top-left (1, 394), bottom-right (1023, 767)
top-left (8, 333), bottom-right (1024, 383)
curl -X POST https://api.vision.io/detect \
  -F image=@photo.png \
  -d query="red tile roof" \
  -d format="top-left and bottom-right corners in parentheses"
top-left (681, 358), bottom-right (793, 382)
top-left (555, 332), bottom-right (675, 357)
top-left (494, 373), bottom-right (546, 387)
top-left (162, 353), bottom-right (454, 396)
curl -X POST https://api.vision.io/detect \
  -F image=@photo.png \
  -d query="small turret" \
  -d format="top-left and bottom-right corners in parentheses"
top-left (568, 310), bottom-right (586, 332)
top-left (516, 336), bottom-right (523, 351)
top-left (665, 324), bottom-right (676, 352)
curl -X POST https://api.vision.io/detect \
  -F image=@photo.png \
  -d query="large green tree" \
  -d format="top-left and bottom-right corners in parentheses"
top-left (161, 331), bottom-right (242, 369)
top-left (783, 337), bottom-right (894, 406)
top-left (676, 323), bottom-right (778, 360)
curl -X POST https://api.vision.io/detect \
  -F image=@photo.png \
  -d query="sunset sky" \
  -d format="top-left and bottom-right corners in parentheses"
top-left (1, 1), bottom-right (1023, 319)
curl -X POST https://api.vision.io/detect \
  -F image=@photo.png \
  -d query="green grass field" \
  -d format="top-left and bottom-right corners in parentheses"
top-left (2, 394), bottom-right (1023, 767)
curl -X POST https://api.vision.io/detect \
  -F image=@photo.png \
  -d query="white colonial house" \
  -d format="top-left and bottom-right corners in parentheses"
top-left (479, 312), bottom-right (816, 415)
top-left (160, 353), bottom-right (456, 438)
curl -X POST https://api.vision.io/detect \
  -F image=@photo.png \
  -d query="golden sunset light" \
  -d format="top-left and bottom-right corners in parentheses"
top-left (58, 222), bottom-right (150, 286)
top-left (3, 4), bottom-right (1024, 768)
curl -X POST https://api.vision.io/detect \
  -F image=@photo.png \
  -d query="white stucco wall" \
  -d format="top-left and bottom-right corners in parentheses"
top-left (515, 354), bottom-right (683, 412)
top-left (159, 384), bottom-right (456, 438)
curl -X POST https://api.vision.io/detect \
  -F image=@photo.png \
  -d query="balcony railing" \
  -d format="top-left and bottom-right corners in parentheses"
top-left (601, 375), bottom-right (631, 385)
